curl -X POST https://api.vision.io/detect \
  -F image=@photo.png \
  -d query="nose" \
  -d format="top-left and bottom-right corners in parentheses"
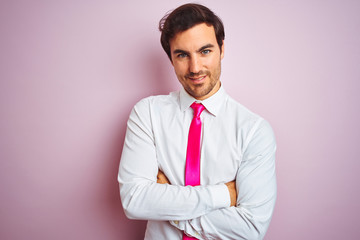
top-left (189, 55), bottom-right (201, 74)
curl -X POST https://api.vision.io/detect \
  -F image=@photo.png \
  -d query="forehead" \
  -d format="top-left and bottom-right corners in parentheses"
top-left (170, 23), bottom-right (217, 51)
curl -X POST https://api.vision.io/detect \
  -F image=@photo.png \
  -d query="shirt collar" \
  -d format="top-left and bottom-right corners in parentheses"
top-left (179, 84), bottom-right (227, 117)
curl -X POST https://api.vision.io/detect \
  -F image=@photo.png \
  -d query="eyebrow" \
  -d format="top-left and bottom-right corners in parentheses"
top-left (173, 43), bottom-right (215, 55)
top-left (198, 44), bottom-right (215, 52)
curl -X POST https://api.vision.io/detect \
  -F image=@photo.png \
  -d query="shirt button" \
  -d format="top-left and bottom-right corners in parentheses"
top-left (174, 220), bottom-right (179, 225)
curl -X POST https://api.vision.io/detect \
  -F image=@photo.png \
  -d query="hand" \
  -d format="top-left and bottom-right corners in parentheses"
top-left (225, 180), bottom-right (237, 207)
top-left (157, 169), bottom-right (170, 184)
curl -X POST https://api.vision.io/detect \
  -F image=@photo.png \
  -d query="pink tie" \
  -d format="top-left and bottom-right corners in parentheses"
top-left (183, 102), bottom-right (205, 240)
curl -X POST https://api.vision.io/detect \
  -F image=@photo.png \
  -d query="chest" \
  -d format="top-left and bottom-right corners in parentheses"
top-left (153, 112), bottom-right (242, 185)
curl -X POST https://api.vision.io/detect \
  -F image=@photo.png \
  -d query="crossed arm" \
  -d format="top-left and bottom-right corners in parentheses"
top-left (157, 170), bottom-right (238, 207)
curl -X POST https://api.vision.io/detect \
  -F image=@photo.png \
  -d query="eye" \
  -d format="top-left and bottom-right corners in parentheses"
top-left (201, 49), bottom-right (211, 55)
top-left (177, 53), bottom-right (188, 58)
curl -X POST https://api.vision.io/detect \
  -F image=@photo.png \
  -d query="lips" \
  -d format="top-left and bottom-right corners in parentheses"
top-left (188, 75), bottom-right (206, 84)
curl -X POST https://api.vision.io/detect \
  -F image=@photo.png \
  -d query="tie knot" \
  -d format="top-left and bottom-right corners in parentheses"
top-left (191, 102), bottom-right (205, 118)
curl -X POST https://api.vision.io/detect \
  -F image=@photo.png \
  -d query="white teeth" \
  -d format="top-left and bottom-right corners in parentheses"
top-left (190, 76), bottom-right (205, 81)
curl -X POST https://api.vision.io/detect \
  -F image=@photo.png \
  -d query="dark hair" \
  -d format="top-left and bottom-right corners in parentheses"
top-left (159, 3), bottom-right (225, 60)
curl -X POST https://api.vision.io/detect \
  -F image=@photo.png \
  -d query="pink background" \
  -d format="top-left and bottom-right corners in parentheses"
top-left (1, 0), bottom-right (359, 239)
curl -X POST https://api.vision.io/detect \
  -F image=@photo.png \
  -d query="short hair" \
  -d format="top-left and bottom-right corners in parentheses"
top-left (159, 3), bottom-right (225, 60)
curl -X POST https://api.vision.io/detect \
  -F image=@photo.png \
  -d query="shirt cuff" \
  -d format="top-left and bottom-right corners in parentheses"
top-left (208, 184), bottom-right (230, 209)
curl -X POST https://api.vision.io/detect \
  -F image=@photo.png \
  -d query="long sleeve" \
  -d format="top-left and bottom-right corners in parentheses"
top-left (170, 119), bottom-right (277, 239)
top-left (118, 98), bottom-right (230, 221)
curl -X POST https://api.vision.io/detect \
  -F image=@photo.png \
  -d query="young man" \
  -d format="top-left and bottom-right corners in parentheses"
top-left (118, 4), bottom-right (276, 240)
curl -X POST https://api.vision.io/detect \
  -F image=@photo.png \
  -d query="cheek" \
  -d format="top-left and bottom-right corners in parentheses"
top-left (203, 56), bottom-right (216, 67)
top-left (173, 62), bottom-right (187, 75)
top-left (207, 57), bottom-right (220, 70)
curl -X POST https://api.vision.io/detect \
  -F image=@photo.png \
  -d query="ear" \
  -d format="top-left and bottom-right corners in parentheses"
top-left (220, 40), bottom-right (225, 60)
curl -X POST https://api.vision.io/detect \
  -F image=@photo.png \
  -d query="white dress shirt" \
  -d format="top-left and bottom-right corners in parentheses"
top-left (118, 86), bottom-right (277, 240)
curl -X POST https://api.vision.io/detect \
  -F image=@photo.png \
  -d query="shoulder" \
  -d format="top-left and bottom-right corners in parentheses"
top-left (224, 94), bottom-right (275, 142)
top-left (224, 95), bottom-right (262, 125)
top-left (132, 91), bottom-right (180, 115)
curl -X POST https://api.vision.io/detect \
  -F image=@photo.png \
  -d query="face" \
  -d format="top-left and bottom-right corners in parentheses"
top-left (170, 23), bottom-right (224, 100)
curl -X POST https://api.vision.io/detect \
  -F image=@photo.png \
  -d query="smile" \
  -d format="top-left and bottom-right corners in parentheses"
top-left (188, 75), bottom-right (206, 83)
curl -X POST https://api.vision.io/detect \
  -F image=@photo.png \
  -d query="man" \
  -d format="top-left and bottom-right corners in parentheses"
top-left (118, 3), bottom-right (276, 240)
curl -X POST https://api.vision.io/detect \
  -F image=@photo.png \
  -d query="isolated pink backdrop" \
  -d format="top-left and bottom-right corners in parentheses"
top-left (1, 0), bottom-right (359, 239)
